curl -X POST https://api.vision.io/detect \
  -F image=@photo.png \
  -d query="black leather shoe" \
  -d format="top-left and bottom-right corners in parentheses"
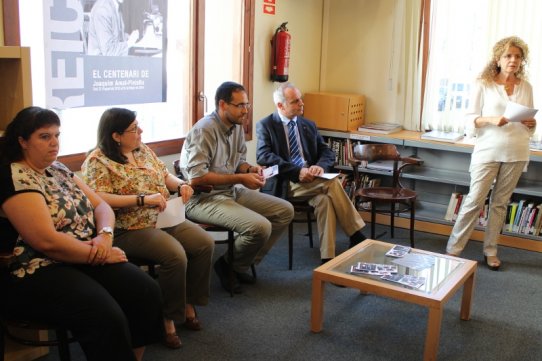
top-left (214, 256), bottom-right (243, 294)
top-left (349, 230), bottom-right (367, 248)
top-left (235, 271), bottom-right (256, 284)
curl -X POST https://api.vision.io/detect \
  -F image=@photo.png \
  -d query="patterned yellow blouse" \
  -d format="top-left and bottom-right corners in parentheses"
top-left (82, 143), bottom-right (169, 229)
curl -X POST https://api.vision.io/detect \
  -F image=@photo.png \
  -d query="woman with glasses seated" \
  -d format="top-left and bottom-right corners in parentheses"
top-left (82, 107), bottom-right (214, 349)
top-left (0, 106), bottom-right (164, 361)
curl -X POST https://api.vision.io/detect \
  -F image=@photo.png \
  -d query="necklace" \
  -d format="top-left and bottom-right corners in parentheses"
top-left (504, 84), bottom-right (513, 91)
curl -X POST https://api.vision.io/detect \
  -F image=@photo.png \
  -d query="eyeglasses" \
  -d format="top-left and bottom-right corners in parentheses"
top-left (124, 126), bottom-right (140, 133)
top-left (227, 102), bottom-right (251, 110)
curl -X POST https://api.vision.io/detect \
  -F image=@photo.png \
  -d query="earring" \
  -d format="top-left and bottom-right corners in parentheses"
top-left (117, 142), bottom-right (121, 146)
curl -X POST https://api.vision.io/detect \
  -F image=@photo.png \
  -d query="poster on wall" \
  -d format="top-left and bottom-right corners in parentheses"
top-left (43, 0), bottom-right (167, 109)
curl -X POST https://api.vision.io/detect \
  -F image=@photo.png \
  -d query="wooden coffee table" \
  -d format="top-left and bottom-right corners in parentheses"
top-left (311, 239), bottom-right (477, 361)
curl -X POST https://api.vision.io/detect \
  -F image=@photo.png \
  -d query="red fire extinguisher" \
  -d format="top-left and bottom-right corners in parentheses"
top-left (270, 22), bottom-right (291, 82)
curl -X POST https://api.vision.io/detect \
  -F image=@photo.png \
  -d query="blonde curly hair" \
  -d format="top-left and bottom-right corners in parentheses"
top-left (479, 36), bottom-right (529, 84)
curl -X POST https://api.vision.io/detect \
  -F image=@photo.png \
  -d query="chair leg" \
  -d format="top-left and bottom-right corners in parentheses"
top-left (390, 203), bottom-right (396, 238)
top-left (288, 222), bottom-right (294, 270)
top-left (410, 200), bottom-right (416, 248)
top-left (56, 328), bottom-right (71, 361)
top-left (306, 210), bottom-right (314, 248)
top-left (227, 230), bottom-right (235, 297)
top-left (250, 264), bottom-right (257, 278)
top-left (371, 202), bottom-right (376, 239)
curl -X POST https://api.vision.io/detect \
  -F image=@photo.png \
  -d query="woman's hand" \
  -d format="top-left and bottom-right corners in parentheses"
top-left (144, 193), bottom-right (167, 212)
top-left (179, 184), bottom-right (194, 203)
top-left (89, 233), bottom-right (113, 265)
top-left (521, 118), bottom-right (537, 129)
top-left (105, 247), bottom-right (128, 264)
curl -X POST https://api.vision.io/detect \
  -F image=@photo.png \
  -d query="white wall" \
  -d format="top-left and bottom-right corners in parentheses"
top-left (247, 0), bottom-right (324, 164)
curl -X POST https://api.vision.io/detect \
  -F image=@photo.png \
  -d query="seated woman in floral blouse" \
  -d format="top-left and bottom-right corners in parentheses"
top-left (0, 106), bottom-right (163, 361)
top-left (82, 107), bottom-right (214, 349)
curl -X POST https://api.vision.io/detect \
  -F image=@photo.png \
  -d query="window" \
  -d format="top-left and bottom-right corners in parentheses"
top-left (15, 0), bottom-right (253, 162)
top-left (422, 0), bottom-right (542, 137)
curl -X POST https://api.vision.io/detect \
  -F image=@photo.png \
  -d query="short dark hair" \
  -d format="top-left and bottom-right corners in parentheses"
top-left (0, 106), bottom-right (61, 164)
top-left (96, 107), bottom-right (137, 164)
top-left (214, 81), bottom-right (246, 109)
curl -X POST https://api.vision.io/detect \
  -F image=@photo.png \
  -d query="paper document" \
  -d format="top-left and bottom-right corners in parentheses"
top-left (504, 102), bottom-right (538, 122)
top-left (317, 173), bottom-right (340, 180)
top-left (155, 197), bottom-right (185, 228)
top-left (263, 165), bottom-right (279, 179)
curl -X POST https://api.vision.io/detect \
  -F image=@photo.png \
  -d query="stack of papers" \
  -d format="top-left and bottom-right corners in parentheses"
top-left (385, 244), bottom-right (411, 258)
top-left (350, 262), bottom-right (398, 276)
top-left (381, 274), bottom-right (426, 289)
top-left (358, 123), bottom-right (403, 134)
top-left (421, 130), bottom-right (464, 143)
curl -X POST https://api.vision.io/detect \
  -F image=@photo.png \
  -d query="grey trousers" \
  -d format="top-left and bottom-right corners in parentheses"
top-left (185, 185), bottom-right (294, 273)
top-left (114, 220), bottom-right (214, 323)
top-left (290, 177), bottom-right (366, 259)
top-left (446, 161), bottom-right (525, 257)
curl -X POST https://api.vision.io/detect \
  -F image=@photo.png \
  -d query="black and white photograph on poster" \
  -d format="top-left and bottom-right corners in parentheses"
top-left (43, 0), bottom-right (167, 109)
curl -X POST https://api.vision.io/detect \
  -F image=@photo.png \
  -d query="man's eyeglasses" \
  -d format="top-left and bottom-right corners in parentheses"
top-left (227, 102), bottom-right (251, 110)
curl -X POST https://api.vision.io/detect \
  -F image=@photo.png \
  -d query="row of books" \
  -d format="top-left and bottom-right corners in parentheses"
top-left (504, 200), bottom-right (542, 236)
top-left (324, 137), bottom-right (370, 166)
top-left (444, 192), bottom-right (489, 227)
top-left (444, 193), bottom-right (542, 236)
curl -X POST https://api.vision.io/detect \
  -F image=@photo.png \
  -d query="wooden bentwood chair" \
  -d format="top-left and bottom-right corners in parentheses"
top-left (349, 144), bottom-right (423, 248)
top-left (172, 160), bottom-right (255, 296)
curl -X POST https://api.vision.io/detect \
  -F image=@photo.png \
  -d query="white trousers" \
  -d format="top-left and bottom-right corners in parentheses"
top-left (446, 161), bottom-right (525, 257)
top-left (290, 177), bottom-right (366, 259)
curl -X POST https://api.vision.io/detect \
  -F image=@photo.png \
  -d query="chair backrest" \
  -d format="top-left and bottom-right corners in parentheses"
top-left (352, 144), bottom-right (400, 163)
top-left (350, 143), bottom-right (423, 189)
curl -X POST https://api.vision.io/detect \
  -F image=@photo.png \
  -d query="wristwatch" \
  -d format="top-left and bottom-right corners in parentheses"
top-left (98, 226), bottom-right (114, 238)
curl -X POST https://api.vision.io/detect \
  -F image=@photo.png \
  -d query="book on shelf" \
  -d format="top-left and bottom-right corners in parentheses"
top-left (506, 202), bottom-right (519, 232)
top-left (444, 192), bottom-right (461, 221)
top-left (421, 130), bottom-right (464, 143)
top-left (358, 123), bottom-right (403, 134)
top-left (452, 194), bottom-right (463, 221)
top-left (366, 159), bottom-right (400, 171)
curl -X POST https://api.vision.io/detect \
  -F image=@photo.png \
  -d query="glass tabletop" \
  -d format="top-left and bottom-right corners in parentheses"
top-left (331, 241), bottom-right (464, 294)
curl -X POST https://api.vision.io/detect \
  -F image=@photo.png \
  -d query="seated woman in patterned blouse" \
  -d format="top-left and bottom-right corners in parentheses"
top-left (0, 106), bottom-right (164, 361)
top-left (82, 107), bottom-right (214, 349)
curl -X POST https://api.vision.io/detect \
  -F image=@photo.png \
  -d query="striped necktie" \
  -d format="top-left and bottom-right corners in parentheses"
top-left (288, 121), bottom-right (304, 167)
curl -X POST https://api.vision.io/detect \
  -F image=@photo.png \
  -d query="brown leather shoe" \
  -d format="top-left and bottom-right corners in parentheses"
top-left (183, 316), bottom-right (202, 331)
top-left (164, 333), bottom-right (182, 349)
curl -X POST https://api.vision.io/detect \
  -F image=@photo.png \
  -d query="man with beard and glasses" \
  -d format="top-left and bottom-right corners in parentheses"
top-left (180, 81), bottom-right (294, 294)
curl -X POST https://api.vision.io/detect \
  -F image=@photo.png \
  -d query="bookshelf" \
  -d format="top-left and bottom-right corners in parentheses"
top-left (0, 46), bottom-right (32, 132)
top-left (320, 128), bottom-right (542, 253)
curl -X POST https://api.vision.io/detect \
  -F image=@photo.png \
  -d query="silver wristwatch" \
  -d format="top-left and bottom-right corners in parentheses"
top-left (98, 226), bottom-right (114, 237)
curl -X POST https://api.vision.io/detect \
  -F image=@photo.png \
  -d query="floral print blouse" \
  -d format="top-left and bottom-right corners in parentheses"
top-left (0, 161), bottom-right (96, 279)
top-left (82, 143), bottom-right (169, 230)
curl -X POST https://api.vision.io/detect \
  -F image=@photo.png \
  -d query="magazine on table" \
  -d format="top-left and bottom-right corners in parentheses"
top-left (381, 274), bottom-right (426, 289)
top-left (350, 262), bottom-right (398, 276)
top-left (385, 244), bottom-right (411, 258)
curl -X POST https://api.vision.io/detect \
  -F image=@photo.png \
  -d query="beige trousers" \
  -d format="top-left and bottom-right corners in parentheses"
top-left (290, 177), bottom-right (365, 259)
top-left (446, 161), bottom-right (526, 257)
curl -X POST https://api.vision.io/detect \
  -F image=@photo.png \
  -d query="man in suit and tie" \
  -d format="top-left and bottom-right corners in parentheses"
top-left (256, 82), bottom-right (367, 263)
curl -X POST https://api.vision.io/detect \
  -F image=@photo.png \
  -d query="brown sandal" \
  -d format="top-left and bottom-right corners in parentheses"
top-left (484, 255), bottom-right (501, 271)
top-left (164, 332), bottom-right (182, 349)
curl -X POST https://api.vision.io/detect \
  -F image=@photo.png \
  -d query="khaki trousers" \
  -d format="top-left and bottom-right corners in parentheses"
top-left (446, 161), bottom-right (525, 257)
top-left (290, 177), bottom-right (366, 259)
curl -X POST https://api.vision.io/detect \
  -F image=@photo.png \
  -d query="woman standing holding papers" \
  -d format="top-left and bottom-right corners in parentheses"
top-left (446, 36), bottom-right (536, 270)
top-left (82, 108), bottom-right (214, 349)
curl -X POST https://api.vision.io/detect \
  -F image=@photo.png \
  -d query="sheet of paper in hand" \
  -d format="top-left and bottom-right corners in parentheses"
top-left (263, 165), bottom-right (279, 179)
top-left (504, 101), bottom-right (538, 122)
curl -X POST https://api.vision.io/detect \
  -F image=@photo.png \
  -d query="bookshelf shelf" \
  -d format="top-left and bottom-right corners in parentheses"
top-left (323, 129), bottom-right (542, 252)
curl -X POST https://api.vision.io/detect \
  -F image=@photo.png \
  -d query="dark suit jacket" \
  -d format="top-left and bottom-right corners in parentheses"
top-left (256, 112), bottom-right (335, 199)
